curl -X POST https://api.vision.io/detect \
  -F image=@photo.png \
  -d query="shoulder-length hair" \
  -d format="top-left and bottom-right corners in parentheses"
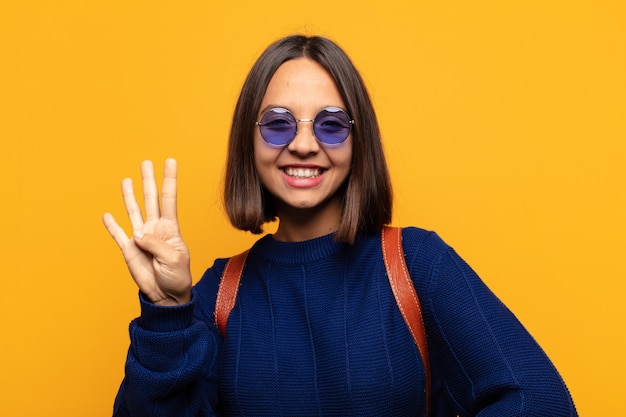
top-left (224, 35), bottom-right (392, 244)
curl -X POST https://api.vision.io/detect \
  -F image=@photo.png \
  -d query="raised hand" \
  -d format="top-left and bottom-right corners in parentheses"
top-left (103, 158), bottom-right (192, 306)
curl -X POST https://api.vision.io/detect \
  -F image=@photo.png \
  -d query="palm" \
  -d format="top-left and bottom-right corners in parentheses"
top-left (103, 159), bottom-right (192, 305)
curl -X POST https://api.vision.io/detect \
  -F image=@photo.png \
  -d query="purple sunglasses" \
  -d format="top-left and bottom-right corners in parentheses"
top-left (256, 107), bottom-right (354, 147)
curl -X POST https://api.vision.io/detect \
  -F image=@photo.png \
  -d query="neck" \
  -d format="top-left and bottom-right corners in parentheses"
top-left (273, 195), bottom-right (343, 242)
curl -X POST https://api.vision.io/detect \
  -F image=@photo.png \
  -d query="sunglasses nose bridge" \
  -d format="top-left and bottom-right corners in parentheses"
top-left (294, 118), bottom-right (316, 139)
top-left (295, 118), bottom-right (315, 134)
top-left (288, 118), bottom-right (320, 152)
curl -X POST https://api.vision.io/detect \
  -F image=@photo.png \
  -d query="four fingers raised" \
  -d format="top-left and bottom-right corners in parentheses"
top-left (102, 158), bottom-right (190, 305)
top-left (103, 158), bottom-right (181, 245)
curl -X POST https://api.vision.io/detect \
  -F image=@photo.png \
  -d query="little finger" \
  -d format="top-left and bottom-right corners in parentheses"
top-left (102, 212), bottom-right (131, 249)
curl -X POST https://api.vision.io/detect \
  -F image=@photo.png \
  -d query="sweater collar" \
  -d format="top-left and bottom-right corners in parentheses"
top-left (251, 232), bottom-right (347, 264)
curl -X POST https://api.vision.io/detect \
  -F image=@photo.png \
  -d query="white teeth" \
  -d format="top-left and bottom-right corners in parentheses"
top-left (284, 167), bottom-right (322, 178)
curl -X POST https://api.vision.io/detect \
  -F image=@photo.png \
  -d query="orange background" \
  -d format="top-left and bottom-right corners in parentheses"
top-left (2, 1), bottom-right (624, 415)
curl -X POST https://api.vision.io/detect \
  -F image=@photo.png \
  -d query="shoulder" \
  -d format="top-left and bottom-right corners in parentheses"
top-left (196, 237), bottom-right (267, 291)
top-left (198, 257), bottom-right (230, 283)
top-left (397, 226), bottom-right (462, 295)
top-left (191, 257), bottom-right (233, 318)
top-left (400, 226), bottom-right (450, 262)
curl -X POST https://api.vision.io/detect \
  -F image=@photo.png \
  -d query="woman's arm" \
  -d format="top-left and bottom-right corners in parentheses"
top-left (104, 160), bottom-right (221, 416)
top-left (113, 292), bottom-right (221, 417)
top-left (404, 229), bottom-right (577, 416)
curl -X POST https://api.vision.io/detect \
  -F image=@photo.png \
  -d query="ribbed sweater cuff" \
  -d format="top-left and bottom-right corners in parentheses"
top-left (136, 290), bottom-right (195, 332)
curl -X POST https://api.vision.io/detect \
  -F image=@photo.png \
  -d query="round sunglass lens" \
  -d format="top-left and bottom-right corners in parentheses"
top-left (314, 108), bottom-right (352, 145)
top-left (259, 108), bottom-right (297, 146)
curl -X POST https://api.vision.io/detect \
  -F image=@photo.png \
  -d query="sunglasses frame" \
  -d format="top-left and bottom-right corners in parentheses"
top-left (255, 106), bottom-right (354, 147)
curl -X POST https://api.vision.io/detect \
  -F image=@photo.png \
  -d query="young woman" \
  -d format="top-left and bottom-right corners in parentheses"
top-left (103, 35), bottom-right (577, 416)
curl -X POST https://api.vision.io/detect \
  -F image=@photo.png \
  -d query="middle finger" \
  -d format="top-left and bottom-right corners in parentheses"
top-left (141, 160), bottom-right (160, 221)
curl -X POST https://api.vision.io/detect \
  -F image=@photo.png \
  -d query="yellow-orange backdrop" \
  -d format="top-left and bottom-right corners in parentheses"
top-left (1, 1), bottom-right (624, 415)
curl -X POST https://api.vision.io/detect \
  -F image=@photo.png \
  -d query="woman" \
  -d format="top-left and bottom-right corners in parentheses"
top-left (103, 35), bottom-right (577, 416)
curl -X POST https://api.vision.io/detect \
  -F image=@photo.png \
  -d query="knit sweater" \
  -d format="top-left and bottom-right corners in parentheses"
top-left (113, 227), bottom-right (577, 417)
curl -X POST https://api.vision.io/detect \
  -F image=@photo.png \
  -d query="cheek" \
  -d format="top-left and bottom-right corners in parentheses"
top-left (253, 133), bottom-right (269, 165)
top-left (253, 134), bottom-right (280, 182)
top-left (333, 140), bottom-right (353, 171)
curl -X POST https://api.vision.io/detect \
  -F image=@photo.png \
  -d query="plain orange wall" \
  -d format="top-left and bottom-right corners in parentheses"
top-left (2, 1), bottom-right (624, 415)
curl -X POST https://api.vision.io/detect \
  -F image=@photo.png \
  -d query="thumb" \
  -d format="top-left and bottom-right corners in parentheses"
top-left (133, 231), bottom-right (173, 261)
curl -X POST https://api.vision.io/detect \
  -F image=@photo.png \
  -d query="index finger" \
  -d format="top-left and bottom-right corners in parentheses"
top-left (161, 158), bottom-right (178, 221)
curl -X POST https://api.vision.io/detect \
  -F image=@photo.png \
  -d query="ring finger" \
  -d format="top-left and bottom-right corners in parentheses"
top-left (122, 178), bottom-right (145, 231)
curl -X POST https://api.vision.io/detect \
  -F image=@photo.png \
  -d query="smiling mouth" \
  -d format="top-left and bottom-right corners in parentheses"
top-left (283, 167), bottom-right (323, 179)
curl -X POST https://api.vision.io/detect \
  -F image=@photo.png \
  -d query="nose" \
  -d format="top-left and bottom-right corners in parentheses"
top-left (287, 119), bottom-right (320, 156)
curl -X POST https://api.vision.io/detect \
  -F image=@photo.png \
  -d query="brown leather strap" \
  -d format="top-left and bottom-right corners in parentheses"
top-left (214, 249), bottom-right (249, 338)
top-left (382, 226), bottom-right (431, 416)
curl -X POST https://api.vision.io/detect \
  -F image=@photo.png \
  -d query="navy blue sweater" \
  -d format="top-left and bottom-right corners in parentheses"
top-left (113, 227), bottom-right (577, 416)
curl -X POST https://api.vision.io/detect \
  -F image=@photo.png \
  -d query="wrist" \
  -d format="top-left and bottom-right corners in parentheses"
top-left (137, 290), bottom-right (195, 332)
top-left (153, 291), bottom-right (191, 306)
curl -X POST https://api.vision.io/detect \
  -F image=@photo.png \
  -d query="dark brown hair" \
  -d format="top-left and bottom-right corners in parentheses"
top-left (224, 35), bottom-right (392, 244)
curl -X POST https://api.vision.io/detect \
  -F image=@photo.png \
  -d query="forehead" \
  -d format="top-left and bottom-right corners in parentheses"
top-left (260, 58), bottom-right (345, 113)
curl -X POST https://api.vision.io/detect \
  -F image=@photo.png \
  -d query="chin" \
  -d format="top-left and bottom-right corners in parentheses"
top-left (290, 200), bottom-right (321, 210)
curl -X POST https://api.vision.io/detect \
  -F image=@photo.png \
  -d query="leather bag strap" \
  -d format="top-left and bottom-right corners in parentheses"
top-left (381, 226), bottom-right (431, 416)
top-left (214, 249), bottom-right (249, 338)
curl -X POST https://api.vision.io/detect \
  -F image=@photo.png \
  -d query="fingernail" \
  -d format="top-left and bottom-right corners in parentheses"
top-left (133, 231), bottom-right (144, 240)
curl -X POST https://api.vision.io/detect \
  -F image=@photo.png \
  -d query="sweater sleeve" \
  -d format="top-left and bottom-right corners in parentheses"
top-left (112, 287), bottom-right (222, 417)
top-left (403, 229), bottom-right (577, 417)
